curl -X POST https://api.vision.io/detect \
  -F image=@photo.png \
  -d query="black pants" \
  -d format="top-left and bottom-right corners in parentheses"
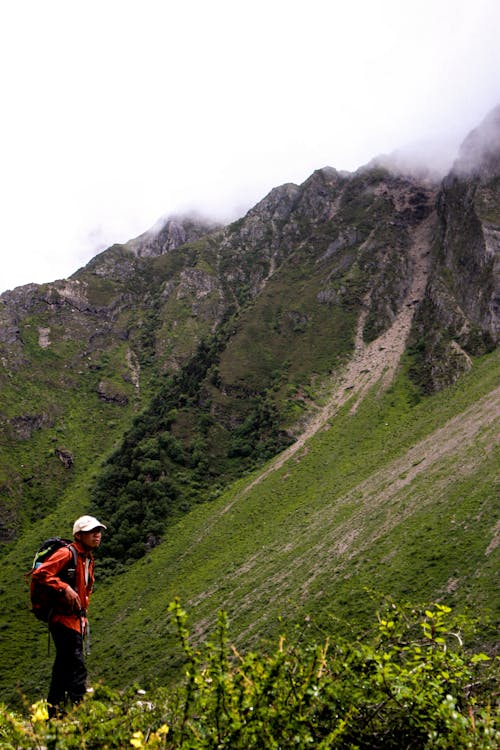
top-left (48, 622), bottom-right (87, 715)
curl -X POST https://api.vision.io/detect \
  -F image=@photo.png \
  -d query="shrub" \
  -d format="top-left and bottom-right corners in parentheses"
top-left (1, 600), bottom-right (498, 748)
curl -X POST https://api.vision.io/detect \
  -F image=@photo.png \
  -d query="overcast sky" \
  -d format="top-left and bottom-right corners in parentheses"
top-left (1, 0), bottom-right (499, 294)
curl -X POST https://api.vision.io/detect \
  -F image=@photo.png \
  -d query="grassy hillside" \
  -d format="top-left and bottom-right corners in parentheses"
top-left (3, 348), bottom-right (497, 706)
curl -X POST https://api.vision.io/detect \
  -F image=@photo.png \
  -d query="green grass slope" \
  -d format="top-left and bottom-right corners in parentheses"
top-left (2, 349), bottom-right (497, 706)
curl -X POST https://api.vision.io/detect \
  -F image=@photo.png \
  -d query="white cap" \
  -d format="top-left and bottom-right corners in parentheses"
top-left (73, 515), bottom-right (106, 535)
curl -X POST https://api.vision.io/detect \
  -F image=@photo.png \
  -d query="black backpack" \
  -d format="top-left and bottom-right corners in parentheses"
top-left (27, 538), bottom-right (77, 622)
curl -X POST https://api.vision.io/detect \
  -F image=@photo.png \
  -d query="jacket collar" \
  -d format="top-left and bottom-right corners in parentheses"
top-left (72, 539), bottom-right (93, 557)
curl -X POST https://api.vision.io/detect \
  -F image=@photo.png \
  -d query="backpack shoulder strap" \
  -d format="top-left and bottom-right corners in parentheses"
top-left (68, 543), bottom-right (77, 566)
top-left (64, 543), bottom-right (78, 586)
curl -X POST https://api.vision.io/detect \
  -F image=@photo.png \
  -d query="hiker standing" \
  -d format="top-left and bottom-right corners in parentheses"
top-left (31, 515), bottom-right (106, 717)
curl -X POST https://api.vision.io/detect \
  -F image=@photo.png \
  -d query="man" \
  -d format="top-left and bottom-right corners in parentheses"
top-left (31, 515), bottom-right (106, 716)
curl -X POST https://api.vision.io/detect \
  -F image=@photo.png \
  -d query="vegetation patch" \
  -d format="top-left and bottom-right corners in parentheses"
top-left (2, 600), bottom-right (498, 749)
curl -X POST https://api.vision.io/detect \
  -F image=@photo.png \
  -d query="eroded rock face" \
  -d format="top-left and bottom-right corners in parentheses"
top-left (410, 106), bottom-right (500, 390)
top-left (127, 216), bottom-right (222, 258)
top-left (437, 175), bottom-right (498, 340)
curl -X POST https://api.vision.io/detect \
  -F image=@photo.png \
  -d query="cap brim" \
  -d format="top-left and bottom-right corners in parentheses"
top-left (82, 524), bottom-right (106, 532)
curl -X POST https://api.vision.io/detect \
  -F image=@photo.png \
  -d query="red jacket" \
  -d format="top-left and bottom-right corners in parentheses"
top-left (31, 540), bottom-right (95, 633)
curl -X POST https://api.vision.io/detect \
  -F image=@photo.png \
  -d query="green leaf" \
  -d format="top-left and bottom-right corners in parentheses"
top-left (470, 653), bottom-right (491, 663)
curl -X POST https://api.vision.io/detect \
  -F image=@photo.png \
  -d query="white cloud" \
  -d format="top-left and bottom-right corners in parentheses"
top-left (1, 0), bottom-right (499, 292)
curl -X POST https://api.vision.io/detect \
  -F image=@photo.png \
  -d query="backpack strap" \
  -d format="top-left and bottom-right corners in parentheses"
top-left (67, 543), bottom-right (78, 578)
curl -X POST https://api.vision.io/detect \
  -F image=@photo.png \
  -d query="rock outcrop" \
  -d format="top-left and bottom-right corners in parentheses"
top-left (127, 216), bottom-right (222, 258)
top-left (411, 106), bottom-right (499, 390)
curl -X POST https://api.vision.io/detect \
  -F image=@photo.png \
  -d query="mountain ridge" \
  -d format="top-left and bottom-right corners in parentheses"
top-left (0, 106), bottom-right (498, 705)
top-left (0, 107), bottom-right (498, 546)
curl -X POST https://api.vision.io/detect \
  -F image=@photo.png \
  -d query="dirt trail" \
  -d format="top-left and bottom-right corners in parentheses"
top-left (239, 212), bottom-right (436, 498)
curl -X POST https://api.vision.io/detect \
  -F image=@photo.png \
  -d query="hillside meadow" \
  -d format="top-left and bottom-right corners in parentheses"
top-left (1, 348), bottom-right (497, 709)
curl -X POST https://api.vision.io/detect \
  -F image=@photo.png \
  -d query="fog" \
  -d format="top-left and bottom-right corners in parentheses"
top-left (1, 0), bottom-right (499, 293)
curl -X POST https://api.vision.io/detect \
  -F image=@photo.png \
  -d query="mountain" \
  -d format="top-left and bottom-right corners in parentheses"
top-left (0, 106), bottom-right (498, 705)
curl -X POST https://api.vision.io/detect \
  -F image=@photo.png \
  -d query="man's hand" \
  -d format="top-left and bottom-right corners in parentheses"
top-left (63, 586), bottom-right (82, 611)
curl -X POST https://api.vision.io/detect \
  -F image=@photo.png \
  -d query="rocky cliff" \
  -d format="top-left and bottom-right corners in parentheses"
top-left (411, 105), bottom-right (499, 390)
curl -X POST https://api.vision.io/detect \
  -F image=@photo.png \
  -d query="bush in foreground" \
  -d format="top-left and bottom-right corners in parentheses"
top-left (1, 599), bottom-right (498, 748)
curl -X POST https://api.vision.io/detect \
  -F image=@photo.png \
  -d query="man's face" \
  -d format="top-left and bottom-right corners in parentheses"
top-left (78, 528), bottom-right (103, 550)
